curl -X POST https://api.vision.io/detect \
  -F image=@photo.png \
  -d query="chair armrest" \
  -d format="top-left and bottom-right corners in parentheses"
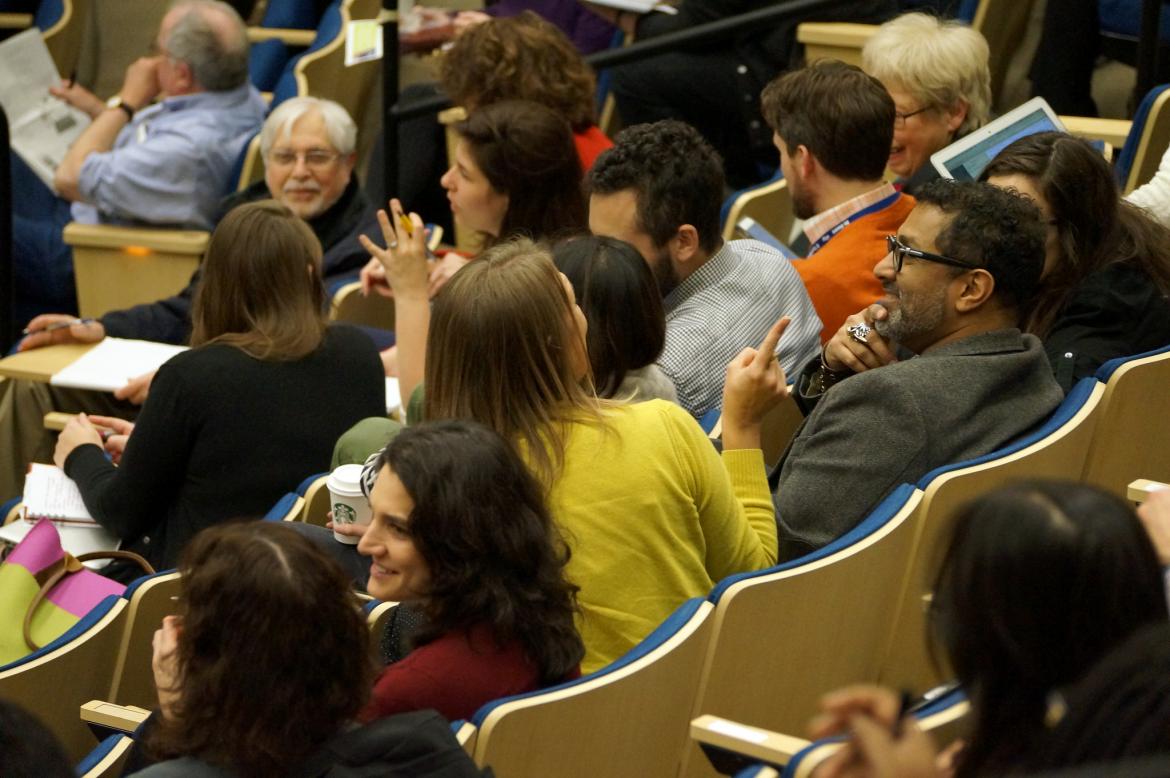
top-left (62, 223), bottom-right (210, 254)
top-left (81, 701), bottom-right (150, 733)
top-left (44, 412), bottom-right (75, 431)
top-left (796, 22), bottom-right (877, 66)
top-left (0, 12), bottom-right (33, 28)
top-left (247, 26), bottom-right (317, 46)
top-left (1060, 115), bottom-right (1132, 150)
top-left (1129, 479), bottom-right (1170, 503)
top-left (690, 715), bottom-right (810, 768)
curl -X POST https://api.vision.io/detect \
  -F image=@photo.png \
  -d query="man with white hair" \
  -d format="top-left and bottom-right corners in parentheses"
top-left (2, 98), bottom-right (379, 499)
top-left (14, 0), bottom-right (267, 320)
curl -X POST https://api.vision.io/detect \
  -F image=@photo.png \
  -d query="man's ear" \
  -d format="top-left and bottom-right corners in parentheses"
top-left (794, 144), bottom-right (816, 180)
top-left (672, 224), bottom-right (701, 265)
top-left (173, 61), bottom-right (195, 93)
top-left (953, 268), bottom-right (996, 313)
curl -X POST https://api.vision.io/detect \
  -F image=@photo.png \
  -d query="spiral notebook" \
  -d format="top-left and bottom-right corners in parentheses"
top-left (21, 463), bottom-right (96, 524)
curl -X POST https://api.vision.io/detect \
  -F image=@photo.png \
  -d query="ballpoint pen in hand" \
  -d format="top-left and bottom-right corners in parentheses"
top-left (22, 317), bottom-right (97, 336)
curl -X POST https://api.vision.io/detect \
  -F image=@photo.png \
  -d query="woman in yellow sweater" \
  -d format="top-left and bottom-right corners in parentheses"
top-left (356, 201), bottom-right (785, 671)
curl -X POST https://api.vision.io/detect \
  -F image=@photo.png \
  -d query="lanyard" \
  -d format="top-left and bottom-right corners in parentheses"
top-left (806, 192), bottom-right (900, 257)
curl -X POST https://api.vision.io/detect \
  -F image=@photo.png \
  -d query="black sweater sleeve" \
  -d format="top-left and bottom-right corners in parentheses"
top-left (99, 270), bottom-right (199, 345)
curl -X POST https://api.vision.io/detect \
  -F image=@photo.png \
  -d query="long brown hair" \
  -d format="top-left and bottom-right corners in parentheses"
top-left (190, 200), bottom-right (327, 359)
top-left (423, 238), bottom-right (601, 486)
top-left (981, 132), bottom-right (1170, 336)
top-left (146, 522), bottom-right (373, 776)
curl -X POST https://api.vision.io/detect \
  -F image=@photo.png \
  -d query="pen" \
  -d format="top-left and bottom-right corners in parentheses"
top-left (398, 212), bottom-right (414, 238)
top-left (22, 317), bottom-right (97, 336)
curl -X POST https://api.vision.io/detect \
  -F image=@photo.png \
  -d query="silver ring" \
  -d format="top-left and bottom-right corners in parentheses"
top-left (388, 241), bottom-right (398, 250)
top-left (847, 323), bottom-right (871, 344)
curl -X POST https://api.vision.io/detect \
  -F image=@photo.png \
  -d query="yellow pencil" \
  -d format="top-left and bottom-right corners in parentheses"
top-left (398, 212), bottom-right (414, 238)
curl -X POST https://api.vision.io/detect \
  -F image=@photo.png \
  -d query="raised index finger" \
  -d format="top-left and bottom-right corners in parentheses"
top-left (753, 316), bottom-right (791, 367)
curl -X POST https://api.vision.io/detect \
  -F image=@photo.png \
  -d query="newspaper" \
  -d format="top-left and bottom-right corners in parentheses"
top-left (0, 28), bottom-right (91, 191)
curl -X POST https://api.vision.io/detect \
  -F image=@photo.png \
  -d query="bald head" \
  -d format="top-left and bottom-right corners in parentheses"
top-left (161, 0), bottom-right (248, 92)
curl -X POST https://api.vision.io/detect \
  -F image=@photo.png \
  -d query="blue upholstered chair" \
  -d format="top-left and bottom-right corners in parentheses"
top-left (678, 485), bottom-right (925, 778)
top-left (464, 597), bottom-right (716, 777)
top-left (76, 733), bottom-right (135, 778)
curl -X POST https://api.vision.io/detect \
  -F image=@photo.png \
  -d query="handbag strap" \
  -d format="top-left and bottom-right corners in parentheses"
top-left (22, 550), bottom-right (156, 651)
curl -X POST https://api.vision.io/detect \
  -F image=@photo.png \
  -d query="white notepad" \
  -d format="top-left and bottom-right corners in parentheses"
top-left (22, 463), bottom-right (95, 523)
top-left (50, 338), bottom-right (188, 393)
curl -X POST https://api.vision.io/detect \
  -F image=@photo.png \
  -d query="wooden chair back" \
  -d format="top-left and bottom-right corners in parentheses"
top-left (721, 176), bottom-right (794, 247)
top-left (41, 0), bottom-right (90, 79)
top-left (471, 598), bottom-right (715, 777)
top-left (107, 571), bottom-right (182, 708)
top-left (970, 0), bottom-right (1036, 107)
top-left (292, 0), bottom-right (382, 133)
top-left (680, 485), bottom-right (925, 778)
top-left (708, 392), bottom-right (804, 472)
top-left (77, 734), bottom-right (136, 778)
top-left (300, 473), bottom-right (332, 527)
top-left (1083, 346), bottom-right (1170, 495)
top-left (0, 597), bottom-right (129, 762)
top-left (1124, 87), bottom-right (1170, 194)
top-left (330, 281), bottom-right (396, 330)
top-left (878, 379), bottom-right (1106, 694)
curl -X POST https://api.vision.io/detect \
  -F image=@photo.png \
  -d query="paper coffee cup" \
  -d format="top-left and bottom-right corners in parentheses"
top-left (327, 464), bottom-right (371, 545)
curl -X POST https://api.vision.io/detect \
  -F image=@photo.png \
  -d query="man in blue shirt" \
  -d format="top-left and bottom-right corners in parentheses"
top-left (12, 0), bottom-right (266, 320)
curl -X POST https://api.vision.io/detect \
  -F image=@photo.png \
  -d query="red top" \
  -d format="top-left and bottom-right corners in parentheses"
top-left (360, 624), bottom-right (579, 723)
top-left (574, 125), bottom-right (613, 172)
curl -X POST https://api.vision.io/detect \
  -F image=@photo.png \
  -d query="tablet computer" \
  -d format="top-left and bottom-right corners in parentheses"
top-left (931, 97), bottom-right (1065, 182)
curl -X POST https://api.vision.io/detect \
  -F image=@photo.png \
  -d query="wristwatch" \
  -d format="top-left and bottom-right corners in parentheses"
top-left (105, 95), bottom-right (136, 121)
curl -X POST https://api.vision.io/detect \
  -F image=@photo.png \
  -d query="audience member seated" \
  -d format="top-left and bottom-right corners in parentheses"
top-left (981, 132), bottom-right (1170, 390)
top-left (356, 421), bottom-right (584, 722)
top-left (772, 180), bottom-right (1063, 560)
top-left (759, 60), bottom-right (917, 340)
top-left (392, 11), bottom-right (612, 222)
top-left (132, 522), bottom-right (482, 776)
top-left (362, 99), bottom-right (588, 306)
top-left (349, 221), bottom-right (785, 671)
top-left (415, 0), bottom-right (616, 55)
top-left (49, 202), bottom-right (384, 579)
top-left (595, 0), bottom-right (894, 188)
top-left (587, 120), bottom-right (821, 418)
top-left (0, 700), bottom-right (74, 778)
top-left (1, 97), bottom-right (379, 500)
top-left (808, 481), bottom-right (1169, 778)
top-left (12, 0), bottom-right (265, 320)
top-left (861, 12), bottom-right (991, 195)
top-left (552, 235), bottom-right (678, 403)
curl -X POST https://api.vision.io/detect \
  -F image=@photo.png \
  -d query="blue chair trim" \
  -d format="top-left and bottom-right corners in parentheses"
top-left (263, 492), bottom-right (300, 521)
top-left (121, 568), bottom-right (178, 600)
top-left (74, 733), bottom-right (123, 774)
top-left (1116, 84), bottom-right (1170, 187)
top-left (468, 597), bottom-right (707, 726)
top-left (0, 496), bottom-right (20, 520)
top-left (0, 594), bottom-right (120, 673)
top-left (362, 598), bottom-right (384, 615)
top-left (449, 719), bottom-right (466, 733)
top-left (271, 0), bottom-right (342, 108)
top-left (33, 0), bottom-right (63, 30)
top-left (699, 407), bottom-right (722, 434)
top-left (914, 375), bottom-right (1098, 489)
top-left (1094, 342), bottom-right (1170, 382)
top-left (781, 733), bottom-right (848, 778)
top-left (913, 685), bottom-right (967, 718)
top-left (296, 471), bottom-right (327, 495)
top-left (709, 482), bottom-right (918, 603)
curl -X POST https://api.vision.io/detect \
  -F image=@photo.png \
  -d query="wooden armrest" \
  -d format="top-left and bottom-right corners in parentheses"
top-left (438, 106), bottom-right (468, 126)
top-left (690, 715), bottom-right (811, 768)
top-left (247, 26), bottom-right (317, 46)
top-left (795, 22), bottom-right (878, 47)
top-left (62, 223), bottom-right (210, 254)
top-left (44, 412), bottom-right (76, 431)
top-left (0, 12), bottom-right (34, 28)
top-left (1060, 116), bottom-right (1132, 151)
top-left (1129, 479), bottom-right (1170, 503)
top-left (81, 700), bottom-right (151, 732)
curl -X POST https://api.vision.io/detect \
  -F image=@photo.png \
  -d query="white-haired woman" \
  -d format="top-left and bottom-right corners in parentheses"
top-left (862, 12), bottom-right (992, 194)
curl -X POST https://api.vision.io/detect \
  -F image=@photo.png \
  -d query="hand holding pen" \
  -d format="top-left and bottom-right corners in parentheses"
top-left (809, 685), bottom-right (942, 778)
top-left (18, 315), bottom-right (106, 352)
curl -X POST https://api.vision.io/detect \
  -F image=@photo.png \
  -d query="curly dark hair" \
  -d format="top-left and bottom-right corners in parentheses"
top-left (912, 179), bottom-right (1046, 314)
top-left (587, 120), bottom-right (724, 253)
top-left (981, 131), bottom-right (1170, 336)
top-left (146, 522), bottom-right (373, 776)
top-left (760, 59), bottom-right (894, 182)
top-left (553, 235), bottom-right (666, 397)
top-left (374, 420), bottom-right (584, 686)
top-left (456, 100), bottom-right (587, 249)
top-left (440, 11), bottom-right (596, 132)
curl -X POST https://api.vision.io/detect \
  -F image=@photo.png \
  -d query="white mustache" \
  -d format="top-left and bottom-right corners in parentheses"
top-left (283, 180), bottom-right (322, 194)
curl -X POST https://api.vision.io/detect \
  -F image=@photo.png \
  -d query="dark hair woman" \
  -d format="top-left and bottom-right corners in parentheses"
top-left (142, 522), bottom-right (374, 776)
top-left (931, 480), bottom-right (1168, 778)
top-left (552, 235), bottom-right (677, 402)
top-left (981, 132), bottom-right (1170, 390)
top-left (52, 201), bottom-right (385, 579)
top-left (356, 420), bottom-right (584, 722)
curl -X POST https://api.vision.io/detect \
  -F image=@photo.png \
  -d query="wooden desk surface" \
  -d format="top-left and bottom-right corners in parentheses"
top-left (0, 343), bottom-right (97, 383)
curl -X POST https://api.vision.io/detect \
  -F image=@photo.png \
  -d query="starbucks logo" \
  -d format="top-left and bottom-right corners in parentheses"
top-left (333, 503), bottom-right (357, 525)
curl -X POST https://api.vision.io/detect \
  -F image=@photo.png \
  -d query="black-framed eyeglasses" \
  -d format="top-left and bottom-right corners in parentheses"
top-left (886, 234), bottom-right (980, 273)
top-left (893, 106), bottom-right (931, 127)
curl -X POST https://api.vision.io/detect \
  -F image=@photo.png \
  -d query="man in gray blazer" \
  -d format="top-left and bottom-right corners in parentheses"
top-left (771, 179), bottom-right (1064, 561)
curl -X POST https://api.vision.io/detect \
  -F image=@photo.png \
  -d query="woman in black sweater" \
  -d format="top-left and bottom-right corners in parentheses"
top-left (53, 201), bottom-right (385, 578)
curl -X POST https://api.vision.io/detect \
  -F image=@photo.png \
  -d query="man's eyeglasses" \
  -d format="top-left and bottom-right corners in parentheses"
top-left (886, 234), bottom-right (980, 273)
top-left (893, 106), bottom-right (930, 127)
top-left (268, 149), bottom-right (340, 170)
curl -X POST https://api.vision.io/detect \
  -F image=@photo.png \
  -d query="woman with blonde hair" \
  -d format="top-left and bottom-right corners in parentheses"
top-left (52, 201), bottom-right (385, 580)
top-left (348, 199), bottom-right (785, 672)
top-left (862, 12), bottom-right (991, 194)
